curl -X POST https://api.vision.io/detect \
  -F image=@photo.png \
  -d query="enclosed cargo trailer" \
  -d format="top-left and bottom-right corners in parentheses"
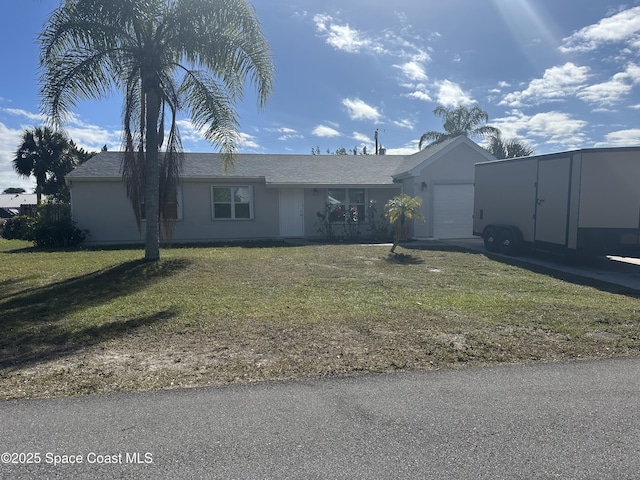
top-left (473, 147), bottom-right (640, 255)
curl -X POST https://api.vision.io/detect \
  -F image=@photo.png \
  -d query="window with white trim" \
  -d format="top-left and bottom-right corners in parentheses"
top-left (212, 186), bottom-right (253, 220)
top-left (327, 188), bottom-right (366, 223)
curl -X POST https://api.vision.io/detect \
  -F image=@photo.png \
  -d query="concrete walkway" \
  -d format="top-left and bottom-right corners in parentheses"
top-left (2, 357), bottom-right (640, 479)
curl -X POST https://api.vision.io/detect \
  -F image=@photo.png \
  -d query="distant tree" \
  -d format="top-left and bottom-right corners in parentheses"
top-left (311, 146), bottom-right (369, 155)
top-left (419, 105), bottom-right (500, 149)
top-left (2, 187), bottom-right (26, 194)
top-left (39, 0), bottom-right (274, 262)
top-left (13, 126), bottom-right (74, 204)
top-left (485, 133), bottom-right (534, 159)
top-left (384, 194), bottom-right (425, 253)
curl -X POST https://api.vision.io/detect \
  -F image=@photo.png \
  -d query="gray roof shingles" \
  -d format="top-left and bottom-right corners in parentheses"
top-left (67, 151), bottom-right (409, 186)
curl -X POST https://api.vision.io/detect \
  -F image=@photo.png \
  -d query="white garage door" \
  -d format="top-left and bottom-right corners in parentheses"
top-left (433, 184), bottom-right (474, 239)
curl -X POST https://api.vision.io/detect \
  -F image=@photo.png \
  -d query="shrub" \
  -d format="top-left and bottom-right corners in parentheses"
top-left (1, 215), bottom-right (34, 240)
top-left (31, 204), bottom-right (86, 247)
top-left (1, 204), bottom-right (87, 247)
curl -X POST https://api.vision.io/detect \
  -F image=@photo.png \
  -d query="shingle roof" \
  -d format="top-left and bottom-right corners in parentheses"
top-left (67, 151), bottom-right (408, 186)
top-left (66, 137), bottom-right (493, 186)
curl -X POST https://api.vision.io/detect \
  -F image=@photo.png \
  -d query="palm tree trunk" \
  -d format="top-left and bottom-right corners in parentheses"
top-left (144, 88), bottom-right (161, 262)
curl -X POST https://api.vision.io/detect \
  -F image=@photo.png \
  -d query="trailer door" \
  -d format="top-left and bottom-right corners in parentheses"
top-left (534, 157), bottom-right (572, 246)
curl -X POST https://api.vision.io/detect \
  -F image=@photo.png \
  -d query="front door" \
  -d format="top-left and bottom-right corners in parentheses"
top-left (279, 189), bottom-right (305, 237)
top-left (534, 157), bottom-right (571, 245)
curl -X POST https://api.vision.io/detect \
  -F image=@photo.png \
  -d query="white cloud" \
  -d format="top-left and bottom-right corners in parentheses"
top-left (577, 63), bottom-right (640, 106)
top-left (237, 132), bottom-right (261, 150)
top-left (352, 131), bottom-right (371, 143)
top-left (342, 98), bottom-right (382, 122)
top-left (1, 108), bottom-right (46, 123)
top-left (393, 118), bottom-right (415, 130)
top-left (435, 80), bottom-right (474, 107)
top-left (561, 6), bottom-right (640, 53)
top-left (407, 90), bottom-right (432, 102)
top-left (594, 129), bottom-right (640, 147)
top-left (491, 110), bottom-right (587, 149)
top-left (313, 14), bottom-right (381, 54)
top-left (396, 61), bottom-right (428, 82)
top-left (500, 63), bottom-right (590, 107)
top-left (0, 122), bottom-right (33, 192)
top-left (312, 125), bottom-right (341, 137)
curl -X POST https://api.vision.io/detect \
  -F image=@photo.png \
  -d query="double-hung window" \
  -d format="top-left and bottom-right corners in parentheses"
top-left (212, 186), bottom-right (253, 220)
top-left (327, 188), bottom-right (366, 223)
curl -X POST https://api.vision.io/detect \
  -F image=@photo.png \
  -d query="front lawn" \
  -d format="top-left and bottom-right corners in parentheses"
top-left (1, 239), bottom-right (638, 399)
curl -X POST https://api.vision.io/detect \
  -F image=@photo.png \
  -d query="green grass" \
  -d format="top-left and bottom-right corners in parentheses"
top-left (1, 239), bottom-right (639, 400)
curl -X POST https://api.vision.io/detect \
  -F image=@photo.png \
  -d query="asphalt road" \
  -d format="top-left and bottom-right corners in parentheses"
top-left (1, 357), bottom-right (639, 479)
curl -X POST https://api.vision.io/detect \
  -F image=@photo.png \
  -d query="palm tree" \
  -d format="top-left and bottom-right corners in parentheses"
top-left (13, 126), bottom-right (73, 204)
top-left (485, 133), bottom-right (534, 159)
top-left (39, 0), bottom-right (274, 261)
top-left (419, 105), bottom-right (500, 150)
top-left (384, 194), bottom-right (425, 253)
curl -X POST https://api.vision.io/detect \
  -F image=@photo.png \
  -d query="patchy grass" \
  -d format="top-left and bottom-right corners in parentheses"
top-left (1, 239), bottom-right (639, 400)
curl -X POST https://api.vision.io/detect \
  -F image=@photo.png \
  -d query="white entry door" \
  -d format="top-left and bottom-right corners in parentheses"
top-left (279, 189), bottom-right (305, 237)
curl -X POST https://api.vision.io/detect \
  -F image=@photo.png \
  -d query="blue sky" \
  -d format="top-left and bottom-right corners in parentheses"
top-left (2, 0), bottom-right (640, 192)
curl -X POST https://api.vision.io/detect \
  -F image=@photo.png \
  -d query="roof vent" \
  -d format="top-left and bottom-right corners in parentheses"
top-left (378, 146), bottom-right (386, 155)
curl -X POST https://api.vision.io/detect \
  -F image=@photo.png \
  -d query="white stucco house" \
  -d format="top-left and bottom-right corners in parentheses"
top-left (66, 135), bottom-right (495, 244)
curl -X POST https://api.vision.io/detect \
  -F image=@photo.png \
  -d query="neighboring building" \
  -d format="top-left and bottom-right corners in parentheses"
top-left (0, 193), bottom-right (38, 218)
top-left (66, 136), bottom-right (495, 244)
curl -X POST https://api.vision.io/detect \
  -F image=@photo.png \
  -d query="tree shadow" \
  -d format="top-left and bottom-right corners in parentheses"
top-left (0, 258), bottom-right (190, 368)
top-left (0, 308), bottom-right (178, 370)
top-left (384, 252), bottom-right (426, 265)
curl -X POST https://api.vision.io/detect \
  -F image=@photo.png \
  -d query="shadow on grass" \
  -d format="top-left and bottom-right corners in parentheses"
top-left (0, 259), bottom-right (190, 368)
top-left (0, 308), bottom-right (178, 370)
top-left (384, 252), bottom-right (426, 265)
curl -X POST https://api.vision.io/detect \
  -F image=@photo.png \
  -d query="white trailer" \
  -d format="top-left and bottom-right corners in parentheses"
top-left (473, 146), bottom-right (640, 255)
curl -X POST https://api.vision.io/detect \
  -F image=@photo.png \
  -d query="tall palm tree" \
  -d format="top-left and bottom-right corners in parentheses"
top-left (384, 194), bottom-right (425, 253)
top-left (13, 126), bottom-right (73, 204)
top-left (419, 105), bottom-right (500, 150)
top-left (39, 0), bottom-right (274, 261)
top-left (485, 133), bottom-right (535, 159)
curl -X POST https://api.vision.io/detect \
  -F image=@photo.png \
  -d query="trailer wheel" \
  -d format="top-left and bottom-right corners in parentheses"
top-left (498, 229), bottom-right (519, 255)
top-left (483, 227), bottom-right (499, 252)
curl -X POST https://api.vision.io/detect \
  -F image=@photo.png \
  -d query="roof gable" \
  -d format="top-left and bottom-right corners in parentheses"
top-left (392, 136), bottom-right (496, 179)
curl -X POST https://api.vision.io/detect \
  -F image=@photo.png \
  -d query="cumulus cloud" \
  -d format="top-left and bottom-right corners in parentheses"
top-left (396, 61), bottom-right (428, 82)
top-left (313, 14), bottom-right (382, 54)
top-left (342, 98), bottom-right (382, 122)
top-left (352, 131), bottom-right (372, 143)
top-left (0, 122), bottom-right (32, 191)
top-left (393, 118), bottom-right (415, 130)
top-left (577, 63), bottom-right (640, 106)
top-left (435, 80), bottom-right (474, 107)
top-left (594, 128), bottom-right (640, 147)
top-left (500, 63), bottom-right (590, 107)
top-left (561, 6), bottom-right (640, 53)
top-left (491, 110), bottom-right (587, 148)
top-left (312, 125), bottom-right (341, 137)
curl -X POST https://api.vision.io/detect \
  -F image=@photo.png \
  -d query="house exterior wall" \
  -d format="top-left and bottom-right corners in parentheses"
top-left (408, 143), bottom-right (478, 237)
top-left (70, 180), bottom-right (144, 244)
top-left (173, 180), bottom-right (280, 241)
top-left (71, 179), bottom-right (402, 244)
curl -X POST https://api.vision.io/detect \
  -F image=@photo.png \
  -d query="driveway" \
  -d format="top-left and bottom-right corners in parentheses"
top-left (440, 238), bottom-right (640, 292)
top-left (1, 357), bottom-right (640, 479)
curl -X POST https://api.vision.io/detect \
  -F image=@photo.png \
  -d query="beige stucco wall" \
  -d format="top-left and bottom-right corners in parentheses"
top-left (407, 143), bottom-right (479, 238)
top-left (70, 180), bottom-right (144, 244)
top-left (70, 180), bottom-right (402, 244)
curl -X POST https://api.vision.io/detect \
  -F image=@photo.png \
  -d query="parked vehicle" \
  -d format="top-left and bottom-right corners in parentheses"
top-left (473, 147), bottom-right (640, 256)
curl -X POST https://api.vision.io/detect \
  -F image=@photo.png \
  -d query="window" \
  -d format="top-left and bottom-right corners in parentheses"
top-left (140, 186), bottom-right (183, 221)
top-left (212, 186), bottom-right (253, 220)
top-left (327, 188), bottom-right (365, 223)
